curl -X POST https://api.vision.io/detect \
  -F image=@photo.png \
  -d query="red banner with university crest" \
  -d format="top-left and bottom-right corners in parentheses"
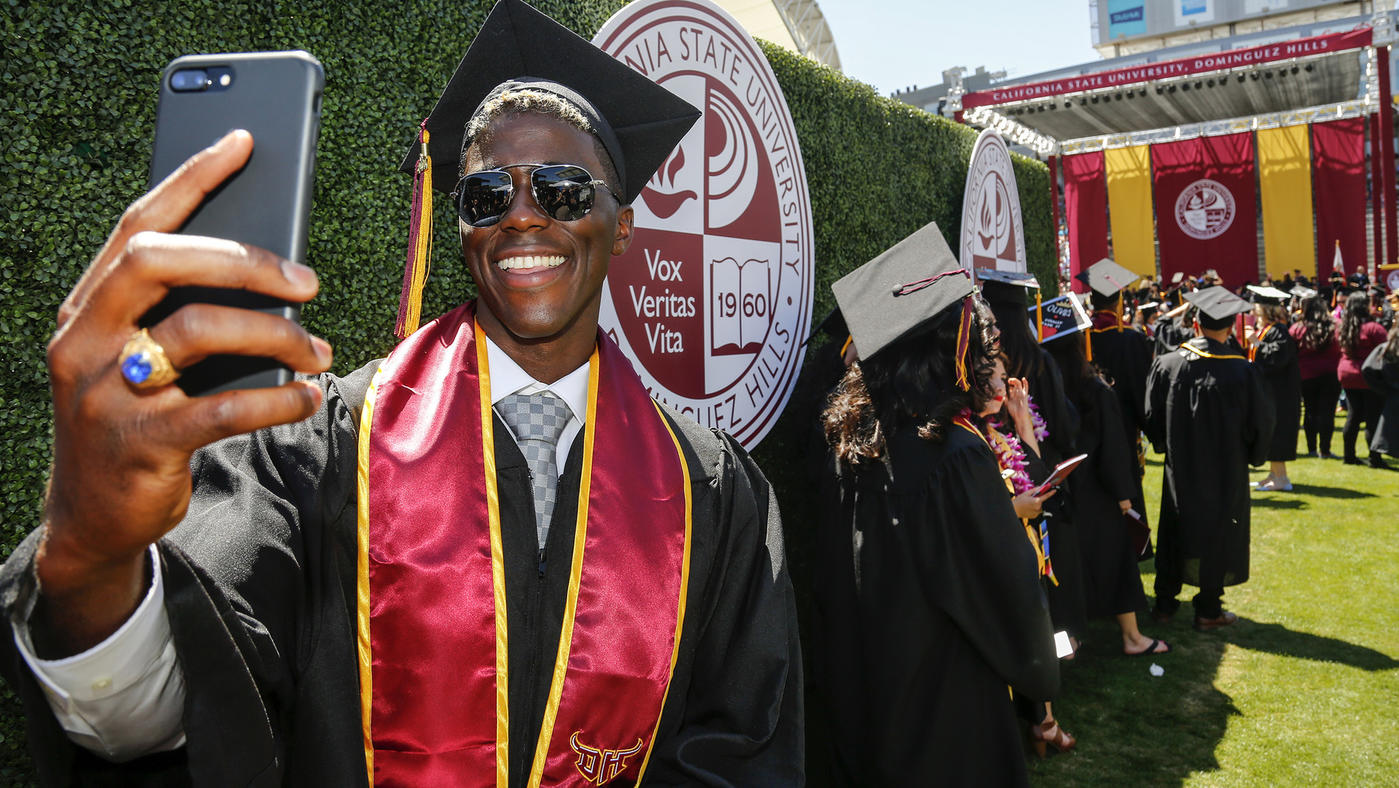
top-left (1152, 133), bottom-right (1258, 287)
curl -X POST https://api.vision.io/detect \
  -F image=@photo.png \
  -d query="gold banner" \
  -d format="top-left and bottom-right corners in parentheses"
top-left (1258, 124), bottom-right (1315, 280)
top-left (1105, 145), bottom-right (1156, 280)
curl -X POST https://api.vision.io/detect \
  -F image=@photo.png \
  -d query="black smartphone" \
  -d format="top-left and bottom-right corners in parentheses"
top-left (145, 51), bottom-right (324, 396)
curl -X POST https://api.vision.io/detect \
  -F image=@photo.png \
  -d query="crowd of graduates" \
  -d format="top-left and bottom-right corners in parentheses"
top-left (808, 232), bottom-right (1399, 786)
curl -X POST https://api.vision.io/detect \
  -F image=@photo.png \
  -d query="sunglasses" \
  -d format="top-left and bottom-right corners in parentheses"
top-left (452, 163), bottom-right (616, 228)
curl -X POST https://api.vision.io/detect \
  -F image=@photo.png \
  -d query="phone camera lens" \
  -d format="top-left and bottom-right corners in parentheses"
top-left (170, 69), bottom-right (211, 92)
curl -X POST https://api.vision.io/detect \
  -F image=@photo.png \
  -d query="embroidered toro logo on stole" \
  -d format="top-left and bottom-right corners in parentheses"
top-left (569, 732), bottom-right (644, 785)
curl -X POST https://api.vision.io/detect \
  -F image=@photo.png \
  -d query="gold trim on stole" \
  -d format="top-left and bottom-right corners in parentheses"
top-left (357, 365), bottom-right (384, 786)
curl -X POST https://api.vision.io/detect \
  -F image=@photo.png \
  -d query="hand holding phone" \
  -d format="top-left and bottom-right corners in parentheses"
top-left (146, 51), bottom-right (324, 396)
top-left (36, 56), bottom-right (330, 653)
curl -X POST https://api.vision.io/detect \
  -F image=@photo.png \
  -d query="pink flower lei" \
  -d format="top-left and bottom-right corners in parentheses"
top-left (1028, 394), bottom-right (1049, 443)
top-left (964, 409), bottom-right (1034, 495)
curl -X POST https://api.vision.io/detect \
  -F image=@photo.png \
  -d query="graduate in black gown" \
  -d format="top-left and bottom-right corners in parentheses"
top-left (981, 270), bottom-right (1086, 649)
top-left (1045, 321), bottom-right (1170, 657)
top-left (811, 224), bottom-right (1058, 787)
top-left (0, 4), bottom-right (802, 784)
top-left (1146, 287), bottom-right (1275, 630)
top-left (1080, 258), bottom-right (1154, 514)
top-left (1245, 285), bottom-right (1302, 491)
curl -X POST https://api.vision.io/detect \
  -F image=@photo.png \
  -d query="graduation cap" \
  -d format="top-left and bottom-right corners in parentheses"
top-left (1171, 271), bottom-right (1185, 285)
top-left (976, 267), bottom-right (1040, 307)
top-left (831, 222), bottom-right (976, 385)
top-left (392, 0), bottom-right (702, 337)
top-left (1076, 258), bottom-right (1141, 298)
top-left (1291, 285), bottom-right (1318, 300)
top-left (1185, 286), bottom-right (1251, 326)
top-left (1245, 284), bottom-right (1291, 305)
top-left (1028, 293), bottom-right (1092, 344)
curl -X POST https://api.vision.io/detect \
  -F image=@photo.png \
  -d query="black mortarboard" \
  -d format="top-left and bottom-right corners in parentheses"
top-left (399, 0), bottom-right (700, 203)
top-left (391, 0), bottom-right (701, 338)
top-left (1246, 284), bottom-right (1291, 305)
top-left (976, 268), bottom-right (1040, 307)
top-left (1185, 286), bottom-right (1251, 321)
top-left (1075, 257), bottom-right (1141, 297)
top-left (832, 222), bottom-right (975, 374)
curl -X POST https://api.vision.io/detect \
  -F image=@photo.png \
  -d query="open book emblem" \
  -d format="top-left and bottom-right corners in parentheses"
top-left (710, 256), bottom-right (772, 356)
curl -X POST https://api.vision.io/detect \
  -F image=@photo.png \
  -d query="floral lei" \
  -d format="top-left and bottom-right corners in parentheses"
top-left (987, 422), bottom-right (1035, 494)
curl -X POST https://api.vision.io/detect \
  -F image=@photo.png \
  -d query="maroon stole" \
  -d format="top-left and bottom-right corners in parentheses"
top-left (355, 304), bottom-right (693, 787)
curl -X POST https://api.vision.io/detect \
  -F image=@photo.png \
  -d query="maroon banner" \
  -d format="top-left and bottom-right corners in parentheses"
top-left (1312, 118), bottom-right (1367, 280)
top-left (964, 28), bottom-right (1372, 109)
top-left (1152, 133), bottom-right (1258, 287)
top-left (1063, 151), bottom-right (1107, 291)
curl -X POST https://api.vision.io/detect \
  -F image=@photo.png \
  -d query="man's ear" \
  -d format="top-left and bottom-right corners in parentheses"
top-left (611, 204), bottom-right (635, 256)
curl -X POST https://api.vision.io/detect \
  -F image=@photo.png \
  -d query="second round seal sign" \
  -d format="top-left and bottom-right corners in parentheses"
top-left (594, 0), bottom-right (815, 449)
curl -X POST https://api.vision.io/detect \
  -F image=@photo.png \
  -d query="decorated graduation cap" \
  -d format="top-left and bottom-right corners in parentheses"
top-left (393, 0), bottom-right (702, 337)
top-left (1028, 292), bottom-right (1092, 344)
top-left (1245, 284), bottom-right (1292, 305)
top-left (1076, 257), bottom-right (1141, 298)
top-left (1185, 286), bottom-right (1251, 327)
top-left (976, 268), bottom-right (1040, 307)
top-left (832, 222), bottom-right (977, 386)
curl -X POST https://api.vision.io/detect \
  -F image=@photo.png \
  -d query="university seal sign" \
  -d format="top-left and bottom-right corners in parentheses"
top-left (960, 129), bottom-right (1027, 274)
top-left (594, 0), bottom-right (815, 448)
top-left (1174, 178), bottom-right (1236, 240)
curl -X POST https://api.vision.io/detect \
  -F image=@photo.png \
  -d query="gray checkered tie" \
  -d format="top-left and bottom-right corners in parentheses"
top-left (496, 390), bottom-right (573, 548)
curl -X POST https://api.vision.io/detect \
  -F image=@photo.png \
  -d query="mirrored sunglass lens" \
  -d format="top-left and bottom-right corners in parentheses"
top-left (458, 171), bottom-right (514, 226)
top-left (534, 166), bottom-right (595, 221)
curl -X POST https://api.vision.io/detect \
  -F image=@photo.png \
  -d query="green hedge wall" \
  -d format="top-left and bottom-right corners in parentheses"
top-left (0, 2), bottom-right (1053, 780)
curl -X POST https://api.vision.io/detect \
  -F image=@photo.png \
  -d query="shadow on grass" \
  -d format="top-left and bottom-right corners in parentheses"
top-left (1028, 613), bottom-right (1234, 787)
top-left (1228, 618), bottom-right (1399, 671)
top-left (1250, 496), bottom-right (1308, 509)
top-left (1285, 483), bottom-right (1377, 500)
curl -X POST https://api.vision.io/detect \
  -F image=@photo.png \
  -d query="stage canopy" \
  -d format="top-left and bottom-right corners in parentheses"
top-left (949, 12), bottom-right (1399, 289)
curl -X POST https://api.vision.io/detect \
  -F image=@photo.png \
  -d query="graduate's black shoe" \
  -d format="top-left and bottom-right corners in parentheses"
top-left (1370, 455), bottom-right (1391, 470)
top-left (1193, 611), bottom-right (1238, 631)
top-left (1150, 605), bottom-right (1176, 624)
top-left (1343, 456), bottom-right (1365, 466)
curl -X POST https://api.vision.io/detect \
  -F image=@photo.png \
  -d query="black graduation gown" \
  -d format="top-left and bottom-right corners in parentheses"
top-left (1154, 316), bottom-right (1192, 355)
top-left (1363, 343), bottom-right (1399, 457)
top-left (1016, 349), bottom-right (1086, 640)
top-left (1145, 338), bottom-right (1275, 589)
top-left (1090, 323), bottom-right (1154, 441)
top-left (810, 426), bottom-right (1059, 788)
top-left (1065, 377), bottom-right (1147, 618)
top-left (0, 362), bottom-right (804, 787)
top-left (1252, 323), bottom-right (1302, 462)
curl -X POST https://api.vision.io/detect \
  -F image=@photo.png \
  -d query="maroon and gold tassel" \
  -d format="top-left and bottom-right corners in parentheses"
top-left (1035, 290), bottom-right (1044, 342)
top-left (954, 296), bottom-right (974, 391)
top-left (395, 121), bottom-right (434, 340)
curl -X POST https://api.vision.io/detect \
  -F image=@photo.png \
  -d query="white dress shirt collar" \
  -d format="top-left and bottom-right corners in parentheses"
top-left (483, 334), bottom-right (590, 470)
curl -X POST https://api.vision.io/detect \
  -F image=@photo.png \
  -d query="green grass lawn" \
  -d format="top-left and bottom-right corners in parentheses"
top-left (1029, 415), bottom-right (1399, 786)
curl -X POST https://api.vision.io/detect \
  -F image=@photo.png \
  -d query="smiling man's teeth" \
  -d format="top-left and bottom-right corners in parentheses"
top-left (497, 255), bottom-right (566, 271)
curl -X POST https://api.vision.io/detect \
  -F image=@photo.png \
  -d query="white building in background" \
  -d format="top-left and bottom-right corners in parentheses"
top-left (1093, 0), bottom-right (1380, 58)
top-left (711, 0), bottom-right (842, 70)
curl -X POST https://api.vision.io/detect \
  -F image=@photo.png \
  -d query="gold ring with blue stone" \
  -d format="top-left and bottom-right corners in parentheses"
top-left (119, 328), bottom-right (179, 389)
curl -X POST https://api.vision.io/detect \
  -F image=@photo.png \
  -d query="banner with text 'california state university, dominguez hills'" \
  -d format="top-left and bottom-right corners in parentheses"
top-left (593, 0), bottom-right (814, 449)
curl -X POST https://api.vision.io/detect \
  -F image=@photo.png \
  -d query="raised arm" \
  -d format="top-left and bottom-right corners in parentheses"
top-left (33, 131), bottom-right (332, 657)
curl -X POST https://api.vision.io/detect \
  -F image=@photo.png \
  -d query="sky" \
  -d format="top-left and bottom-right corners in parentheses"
top-left (813, 0), bottom-right (1105, 96)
